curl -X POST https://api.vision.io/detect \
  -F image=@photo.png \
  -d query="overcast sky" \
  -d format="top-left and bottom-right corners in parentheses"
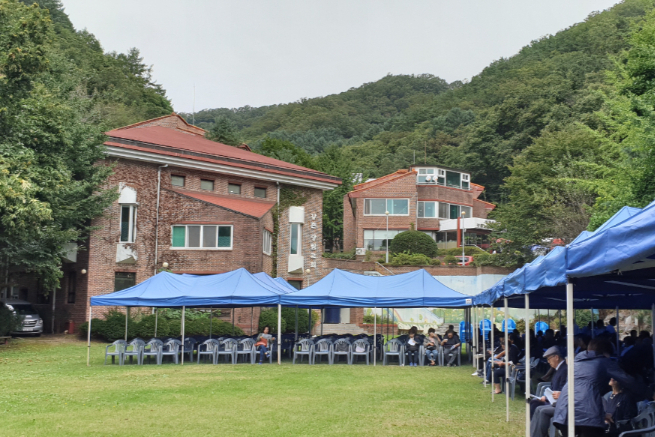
top-left (62, 0), bottom-right (621, 113)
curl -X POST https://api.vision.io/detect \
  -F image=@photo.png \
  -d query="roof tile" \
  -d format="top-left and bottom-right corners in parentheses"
top-left (170, 188), bottom-right (275, 218)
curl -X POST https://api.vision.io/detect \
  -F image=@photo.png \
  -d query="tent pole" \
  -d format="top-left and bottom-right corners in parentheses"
top-left (309, 307), bottom-right (312, 336)
top-left (473, 306), bottom-right (477, 368)
top-left (559, 310), bottom-right (562, 332)
top-left (504, 298), bottom-right (509, 422)
top-left (232, 308), bottom-right (235, 336)
top-left (251, 307), bottom-right (254, 336)
top-left (294, 306), bottom-right (298, 342)
top-left (591, 307), bottom-right (595, 339)
top-left (487, 305), bottom-right (491, 395)
top-left (87, 305), bottom-right (92, 367)
top-left (277, 304), bottom-right (282, 365)
top-left (524, 294), bottom-right (531, 437)
top-left (181, 305), bottom-right (185, 365)
top-left (374, 307), bottom-right (377, 366)
top-left (125, 307), bottom-right (129, 341)
top-left (154, 308), bottom-right (158, 337)
top-left (566, 281), bottom-right (575, 437)
top-left (209, 307), bottom-right (213, 339)
top-left (321, 308), bottom-right (324, 336)
top-left (616, 306), bottom-right (619, 355)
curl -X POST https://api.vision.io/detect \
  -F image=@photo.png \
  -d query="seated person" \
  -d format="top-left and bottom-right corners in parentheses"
top-left (602, 377), bottom-right (637, 437)
top-left (423, 328), bottom-right (441, 366)
top-left (529, 347), bottom-right (567, 437)
top-left (606, 317), bottom-right (617, 336)
top-left (255, 326), bottom-right (275, 364)
top-left (405, 329), bottom-right (420, 367)
top-left (488, 335), bottom-right (519, 394)
top-left (441, 331), bottom-right (461, 367)
top-left (542, 329), bottom-right (556, 349)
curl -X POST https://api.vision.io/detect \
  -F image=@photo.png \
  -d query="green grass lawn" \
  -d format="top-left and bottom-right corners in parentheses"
top-left (0, 336), bottom-right (524, 436)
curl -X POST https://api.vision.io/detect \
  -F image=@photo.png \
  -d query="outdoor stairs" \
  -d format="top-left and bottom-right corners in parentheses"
top-left (320, 323), bottom-right (367, 335)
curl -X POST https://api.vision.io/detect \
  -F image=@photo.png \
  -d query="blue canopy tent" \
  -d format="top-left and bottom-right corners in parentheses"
top-left (470, 203), bottom-right (655, 435)
top-left (280, 268), bottom-right (472, 308)
top-left (87, 268), bottom-right (290, 366)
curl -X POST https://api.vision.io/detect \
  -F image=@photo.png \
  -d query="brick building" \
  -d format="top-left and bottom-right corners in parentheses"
top-left (343, 166), bottom-right (495, 256)
top-left (3, 114), bottom-right (340, 332)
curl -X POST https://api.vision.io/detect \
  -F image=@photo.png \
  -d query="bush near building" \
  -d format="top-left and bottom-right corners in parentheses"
top-left (389, 230), bottom-right (439, 258)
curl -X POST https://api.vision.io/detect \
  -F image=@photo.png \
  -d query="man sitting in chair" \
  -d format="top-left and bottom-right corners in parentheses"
top-left (530, 346), bottom-right (567, 437)
top-left (442, 330), bottom-right (461, 367)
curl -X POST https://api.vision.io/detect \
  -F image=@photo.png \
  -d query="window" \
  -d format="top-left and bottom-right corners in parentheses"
top-left (228, 183), bottom-right (241, 195)
top-left (418, 201), bottom-right (437, 218)
top-left (290, 223), bottom-right (302, 255)
top-left (462, 174), bottom-right (470, 190)
top-left (363, 229), bottom-right (404, 251)
top-left (288, 280), bottom-right (302, 290)
top-left (171, 225), bottom-right (233, 249)
top-left (114, 272), bottom-right (136, 291)
top-left (254, 187), bottom-right (267, 198)
top-left (120, 205), bottom-right (136, 243)
top-left (436, 231), bottom-right (459, 249)
top-left (417, 168), bottom-right (445, 185)
top-left (446, 204), bottom-right (472, 219)
top-left (171, 175), bottom-right (185, 187)
top-left (200, 179), bottom-right (214, 191)
top-left (438, 203), bottom-right (449, 219)
top-left (67, 272), bottom-right (76, 304)
top-left (446, 171), bottom-right (461, 188)
top-left (263, 230), bottom-right (273, 255)
top-left (364, 199), bottom-right (409, 216)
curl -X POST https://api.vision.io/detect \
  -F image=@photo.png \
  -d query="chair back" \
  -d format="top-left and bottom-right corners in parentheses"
top-left (128, 339), bottom-right (145, 352)
top-left (631, 403), bottom-right (655, 435)
top-left (184, 337), bottom-right (197, 351)
top-left (296, 339), bottom-right (313, 352)
top-left (110, 340), bottom-right (128, 353)
top-left (165, 339), bottom-right (181, 353)
top-left (200, 339), bottom-right (220, 352)
top-left (315, 339), bottom-right (331, 353)
top-left (145, 339), bottom-right (163, 352)
top-left (385, 338), bottom-right (403, 353)
top-left (240, 338), bottom-right (255, 352)
top-left (352, 339), bottom-right (369, 353)
top-left (220, 338), bottom-right (238, 351)
top-left (333, 338), bottom-right (350, 353)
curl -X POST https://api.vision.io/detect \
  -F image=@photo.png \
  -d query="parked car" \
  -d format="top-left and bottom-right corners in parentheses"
top-left (0, 299), bottom-right (43, 336)
top-left (455, 256), bottom-right (474, 266)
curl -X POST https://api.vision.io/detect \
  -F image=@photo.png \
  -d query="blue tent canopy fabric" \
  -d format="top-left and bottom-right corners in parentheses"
top-left (280, 269), bottom-right (472, 308)
top-left (252, 272), bottom-right (296, 294)
top-left (473, 202), bottom-right (655, 309)
top-left (90, 268), bottom-right (284, 307)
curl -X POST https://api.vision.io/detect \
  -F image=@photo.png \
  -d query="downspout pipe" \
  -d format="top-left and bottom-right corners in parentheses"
top-left (154, 164), bottom-right (168, 275)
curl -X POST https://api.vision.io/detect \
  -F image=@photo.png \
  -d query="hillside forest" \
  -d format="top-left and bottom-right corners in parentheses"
top-left (186, 0), bottom-right (655, 266)
top-left (4, 0), bottom-right (655, 288)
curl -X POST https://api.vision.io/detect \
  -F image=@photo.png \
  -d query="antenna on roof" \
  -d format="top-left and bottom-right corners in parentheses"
top-left (192, 82), bottom-right (196, 125)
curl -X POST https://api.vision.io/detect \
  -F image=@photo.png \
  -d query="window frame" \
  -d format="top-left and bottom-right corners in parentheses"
top-left (170, 224), bottom-right (234, 250)
top-left (114, 272), bottom-right (136, 292)
top-left (290, 223), bottom-right (302, 255)
top-left (263, 229), bottom-right (272, 255)
top-left (254, 186), bottom-right (267, 199)
top-left (200, 179), bottom-right (215, 191)
top-left (363, 229), bottom-right (404, 251)
top-left (417, 201), bottom-right (438, 218)
top-left (228, 183), bottom-right (242, 195)
top-left (171, 175), bottom-right (186, 187)
top-left (67, 271), bottom-right (76, 304)
top-left (119, 204), bottom-right (137, 243)
top-left (363, 198), bottom-right (410, 216)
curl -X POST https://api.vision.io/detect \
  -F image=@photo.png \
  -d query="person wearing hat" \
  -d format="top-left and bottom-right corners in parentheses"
top-left (530, 346), bottom-right (567, 437)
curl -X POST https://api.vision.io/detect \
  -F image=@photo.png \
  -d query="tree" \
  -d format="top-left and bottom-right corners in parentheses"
top-left (389, 228), bottom-right (439, 258)
top-left (206, 116), bottom-right (241, 146)
top-left (0, 0), bottom-right (116, 289)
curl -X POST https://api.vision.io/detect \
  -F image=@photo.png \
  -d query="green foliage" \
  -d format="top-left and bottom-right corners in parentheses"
top-left (444, 255), bottom-right (459, 266)
top-left (206, 116), bottom-right (241, 146)
top-left (437, 247), bottom-right (487, 256)
top-left (362, 314), bottom-right (394, 324)
top-left (322, 249), bottom-right (356, 260)
top-left (258, 308), bottom-right (320, 334)
top-left (0, 304), bottom-right (21, 336)
top-left (388, 252), bottom-right (432, 266)
top-left (258, 308), bottom-right (287, 334)
top-left (389, 230), bottom-right (438, 257)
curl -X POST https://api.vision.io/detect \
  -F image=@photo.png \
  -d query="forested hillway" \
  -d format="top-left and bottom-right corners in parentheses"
top-left (186, 0), bottom-right (655, 267)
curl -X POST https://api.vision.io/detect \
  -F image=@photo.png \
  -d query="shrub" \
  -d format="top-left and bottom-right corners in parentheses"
top-left (0, 304), bottom-right (21, 336)
top-left (322, 249), bottom-right (356, 260)
top-left (258, 308), bottom-right (287, 333)
top-left (364, 250), bottom-right (372, 262)
top-left (430, 258), bottom-right (442, 266)
top-left (445, 247), bottom-right (486, 256)
top-left (389, 231), bottom-right (438, 257)
top-left (389, 252), bottom-right (431, 266)
top-left (98, 310), bottom-right (139, 342)
top-left (444, 255), bottom-right (459, 266)
top-left (135, 314), bottom-right (171, 338)
top-left (377, 257), bottom-right (386, 264)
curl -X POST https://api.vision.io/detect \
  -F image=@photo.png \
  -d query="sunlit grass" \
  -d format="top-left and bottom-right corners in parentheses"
top-left (0, 336), bottom-right (524, 436)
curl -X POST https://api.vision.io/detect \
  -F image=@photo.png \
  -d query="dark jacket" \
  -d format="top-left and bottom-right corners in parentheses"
top-left (553, 351), bottom-right (608, 429)
top-left (551, 361), bottom-right (568, 393)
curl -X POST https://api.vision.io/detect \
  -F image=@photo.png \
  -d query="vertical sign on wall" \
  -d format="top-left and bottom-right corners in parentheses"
top-left (309, 213), bottom-right (318, 269)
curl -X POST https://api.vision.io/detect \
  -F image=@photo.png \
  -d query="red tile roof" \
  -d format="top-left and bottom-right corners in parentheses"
top-left (170, 188), bottom-right (275, 218)
top-left (105, 125), bottom-right (340, 186)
